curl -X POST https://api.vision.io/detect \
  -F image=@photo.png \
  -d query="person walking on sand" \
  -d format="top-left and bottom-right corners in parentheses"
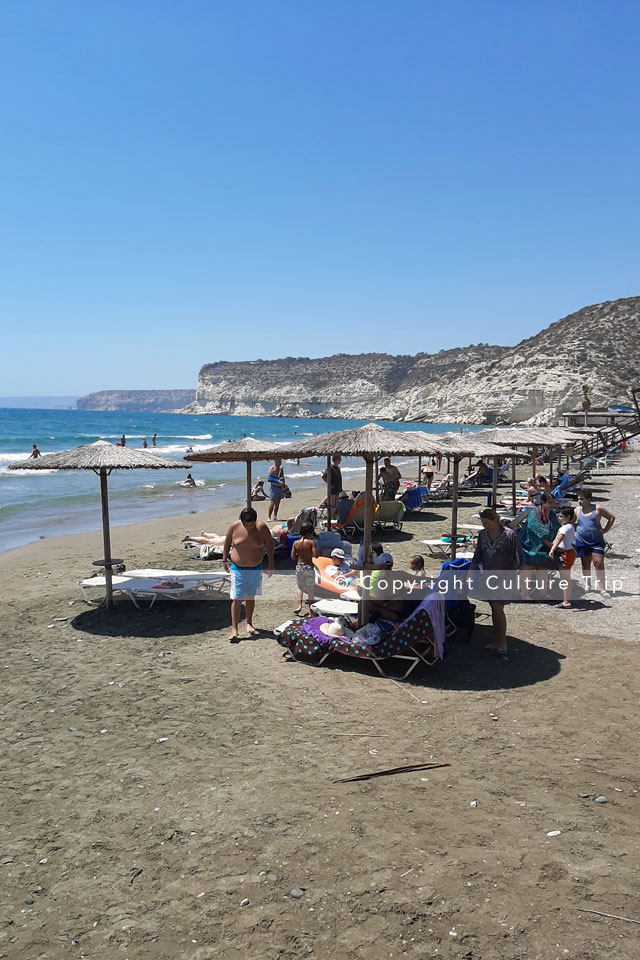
top-left (267, 458), bottom-right (286, 520)
top-left (573, 489), bottom-right (615, 598)
top-left (548, 507), bottom-right (577, 608)
top-left (222, 507), bottom-right (274, 643)
top-left (30, 444), bottom-right (41, 459)
top-left (291, 522), bottom-right (318, 614)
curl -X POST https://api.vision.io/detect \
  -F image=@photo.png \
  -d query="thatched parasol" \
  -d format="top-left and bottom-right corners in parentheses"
top-left (10, 441), bottom-right (187, 612)
top-left (184, 437), bottom-right (293, 508)
top-left (287, 424), bottom-right (442, 620)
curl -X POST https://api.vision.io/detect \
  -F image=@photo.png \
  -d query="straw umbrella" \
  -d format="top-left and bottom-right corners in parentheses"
top-left (411, 433), bottom-right (522, 558)
top-left (286, 424), bottom-right (440, 621)
top-left (9, 441), bottom-right (187, 612)
top-left (184, 437), bottom-right (293, 509)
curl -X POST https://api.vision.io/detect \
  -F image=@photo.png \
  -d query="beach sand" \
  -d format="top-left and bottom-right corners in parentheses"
top-left (2, 467), bottom-right (640, 959)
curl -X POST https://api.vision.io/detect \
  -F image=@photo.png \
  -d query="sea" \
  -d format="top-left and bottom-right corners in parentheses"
top-left (0, 409), bottom-right (474, 553)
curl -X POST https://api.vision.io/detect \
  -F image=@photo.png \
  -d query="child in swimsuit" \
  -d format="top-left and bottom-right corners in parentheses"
top-left (291, 522), bottom-right (318, 614)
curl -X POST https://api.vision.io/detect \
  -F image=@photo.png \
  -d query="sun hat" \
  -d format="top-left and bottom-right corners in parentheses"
top-left (319, 621), bottom-right (354, 639)
top-left (376, 552), bottom-right (394, 566)
top-left (331, 547), bottom-right (346, 559)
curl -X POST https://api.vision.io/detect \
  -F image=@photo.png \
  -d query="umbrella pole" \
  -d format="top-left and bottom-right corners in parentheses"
top-left (417, 454), bottom-right (422, 485)
top-left (99, 467), bottom-right (114, 613)
top-left (326, 455), bottom-right (332, 529)
top-left (245, 460), bottom-right (252, 510)
top-left (548, 445), bottom-right (553, 485)
top-left (532, 445), bottom-right (537, 476)
top-left (450, 457), bottom-right (460, 561)
top-left (360, 457), bottom-right (374, 625)
top-left (491, 455), bottom-right (498, 508)
top-left (511, 456), bottom-right (517, 517)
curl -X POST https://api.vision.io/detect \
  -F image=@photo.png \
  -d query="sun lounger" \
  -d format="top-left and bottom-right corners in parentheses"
top-left (275, 592), bottom-right (445, 679)
top-left (79, 569), bottom-right (231, 608)
top-left (420, 536), bottom-right (474, 558)
top-left (373, 499), bottom-right (405, 531)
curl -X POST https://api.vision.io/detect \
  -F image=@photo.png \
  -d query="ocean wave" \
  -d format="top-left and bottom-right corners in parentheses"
top-left (177, 478), bottom-right (206, 487)
top-left (286, 470), bottom-right (321, 479)
top-left (0, 466), bottom-right (59, 476)
top-left (141, 484), bottom-right (156, 489)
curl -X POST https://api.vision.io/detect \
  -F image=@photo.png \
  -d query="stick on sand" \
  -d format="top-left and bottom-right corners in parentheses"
top-left (333, 761), bottom-right (450, 784)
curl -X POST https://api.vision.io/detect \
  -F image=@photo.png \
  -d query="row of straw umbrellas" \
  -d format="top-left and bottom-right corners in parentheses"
top-left (185, 423), bottom-right (590, 622)
top-left (11, 424), bottom-right (589, 617)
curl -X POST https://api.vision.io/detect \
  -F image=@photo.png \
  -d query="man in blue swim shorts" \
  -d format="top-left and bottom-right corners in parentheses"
top-left (223, 507), bottom-right (274, 643)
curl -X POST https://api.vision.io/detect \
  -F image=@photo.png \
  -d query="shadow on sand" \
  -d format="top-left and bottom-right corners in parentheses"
top-left (71, 597), bottom-right (227, 639)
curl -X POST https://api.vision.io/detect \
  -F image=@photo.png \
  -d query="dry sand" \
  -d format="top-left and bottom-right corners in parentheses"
top-left (2, 463), bottom-right (640, 959)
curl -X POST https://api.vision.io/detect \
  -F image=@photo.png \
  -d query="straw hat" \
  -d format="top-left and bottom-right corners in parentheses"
top-left (319, 621), bottom-right (354, 639)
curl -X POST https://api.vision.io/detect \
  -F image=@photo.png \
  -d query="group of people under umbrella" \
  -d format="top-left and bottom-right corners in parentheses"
top-left (12, 422), bottom-right (615, 659)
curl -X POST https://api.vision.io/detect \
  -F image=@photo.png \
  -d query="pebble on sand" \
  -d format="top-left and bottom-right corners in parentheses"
top-left (594, 795), bottom-right (608, 803)
top-left (290, 889), bottom-right (304, 899)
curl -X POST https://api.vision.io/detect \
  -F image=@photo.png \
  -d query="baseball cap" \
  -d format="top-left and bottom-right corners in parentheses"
top-left (376, 552), bottom-right (393, 566)
top-left (331, 548), bottom-right (346, 559)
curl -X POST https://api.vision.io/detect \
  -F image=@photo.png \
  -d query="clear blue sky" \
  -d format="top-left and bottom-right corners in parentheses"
top-left (1, 0), bottom-right (638, 395)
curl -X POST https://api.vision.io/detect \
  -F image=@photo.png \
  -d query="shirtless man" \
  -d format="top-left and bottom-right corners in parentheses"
top-left (30, 444), bottom-right (41, 459)
top-left (222, 507), bottom-right (274, 642)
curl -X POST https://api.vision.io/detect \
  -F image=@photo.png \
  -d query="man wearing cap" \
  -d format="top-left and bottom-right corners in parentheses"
top-left (326, 547), bottom-right (352, 580)
top-left (333, 490), bottom-right (353, 525)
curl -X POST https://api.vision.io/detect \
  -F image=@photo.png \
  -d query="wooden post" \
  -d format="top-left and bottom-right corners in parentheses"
top-left (417, 454), bottom-right (422, 485)
top-left (100, 468), bottom-right (114, 613)
top-left (511, 455), bottom-right (517, 517)
top-left (548, 445), bottom-right (553, 485)
top-left (245, 460), bottom-right (252, 509)
top-left (450, 457), bottom-right (460, 561)
top-left (326, 455), bottom-right (332, 529)
top-left (491, 455), bottom-right (498, 509)
top-left (532, 445), bottom-right (537, 475)
top-left (360, 457), bottom-right (374, 624)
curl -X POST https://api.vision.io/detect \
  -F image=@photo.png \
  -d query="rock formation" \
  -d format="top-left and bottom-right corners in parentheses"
top-left (76, 390), bottom-right (195, 413)
top-left (182, 297), bottom-right (639, 424)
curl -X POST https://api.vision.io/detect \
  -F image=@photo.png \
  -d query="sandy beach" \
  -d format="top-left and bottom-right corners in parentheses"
top-left (2, 465), bottom-right (640, 959)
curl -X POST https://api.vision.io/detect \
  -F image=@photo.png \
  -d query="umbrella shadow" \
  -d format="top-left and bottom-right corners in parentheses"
top-left (71, 597), bottom-right (227, 639)
top-left (289, 624), bottom-right (563, 692)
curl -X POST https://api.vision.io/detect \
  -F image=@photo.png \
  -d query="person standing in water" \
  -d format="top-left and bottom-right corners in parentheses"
top-left (152, 434), bottom-right (157, 446)
top-left (30, 444), bottom-right (41, 459)
top-left (120, 435), bottom-right (126, 447)
top-left (142, 438), bottom-right (148, 448)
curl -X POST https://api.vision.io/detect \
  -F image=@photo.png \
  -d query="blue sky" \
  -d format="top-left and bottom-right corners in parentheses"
top-left (1, 0), bottom-right (638, 395)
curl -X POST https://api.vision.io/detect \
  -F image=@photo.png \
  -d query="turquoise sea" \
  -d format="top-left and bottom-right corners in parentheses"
top-left (0, 409), bottom-right (474, 552)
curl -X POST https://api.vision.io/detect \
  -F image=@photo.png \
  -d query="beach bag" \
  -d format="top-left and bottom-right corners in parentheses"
top-left (284, 484), bottom-right (292, 499)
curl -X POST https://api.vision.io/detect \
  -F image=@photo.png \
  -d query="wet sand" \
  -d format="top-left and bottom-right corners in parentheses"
top-left (2, 465), bottom-right (640, 959)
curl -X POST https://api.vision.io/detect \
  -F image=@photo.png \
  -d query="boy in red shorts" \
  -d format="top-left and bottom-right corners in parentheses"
top-left (549, 507), bottom-right (577, 608)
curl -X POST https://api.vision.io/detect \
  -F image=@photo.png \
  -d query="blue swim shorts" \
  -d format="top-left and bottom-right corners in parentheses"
top-left (230, 562), bottom-right (263, 599)
top-left (574, 537), bottom-right (605, 559)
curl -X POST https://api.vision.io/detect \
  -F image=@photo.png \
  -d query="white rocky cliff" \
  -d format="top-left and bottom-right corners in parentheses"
top-left (181, 298), bottom-right (640, 423)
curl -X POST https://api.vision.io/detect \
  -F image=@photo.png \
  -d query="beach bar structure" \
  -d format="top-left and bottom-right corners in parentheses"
top-left (9, 441), bottom-right (187, 612)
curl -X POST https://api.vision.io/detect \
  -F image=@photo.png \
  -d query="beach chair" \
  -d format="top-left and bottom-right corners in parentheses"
top-left (373, 499), bottom-right (405, 531)
top-left (398, 484), bottom-right (428, 512)
top-left (79, 569), bottom-right (231, 609)
top-left (421, 475), bottom-right (452, 504)
top-left (274, 592), bottom-right (445, 679)
top-left (290, 506), bottom-right (318, 533)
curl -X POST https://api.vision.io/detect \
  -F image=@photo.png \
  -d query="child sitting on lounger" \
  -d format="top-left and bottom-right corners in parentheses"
top-left (291, 522), bottom-right (318, 614)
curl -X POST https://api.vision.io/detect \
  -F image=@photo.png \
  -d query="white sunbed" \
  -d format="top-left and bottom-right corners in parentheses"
top-left (79, 569), bottom-right (231, 609)
top-left (419, 539), bottom-right (474, 559)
